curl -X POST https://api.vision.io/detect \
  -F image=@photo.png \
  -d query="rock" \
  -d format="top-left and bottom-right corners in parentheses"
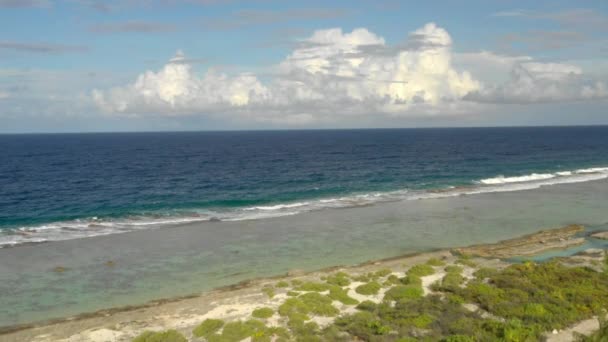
top-left (552, 329), bottom-right (558, 334)
top-left (454, 224), bottom-right (586, 258)
top-left (209, 217), bottom-right (221, 222)
top-left (591, 231), bottom-right (608, 240)
top-left (575, 248), bottom-right (604, 257)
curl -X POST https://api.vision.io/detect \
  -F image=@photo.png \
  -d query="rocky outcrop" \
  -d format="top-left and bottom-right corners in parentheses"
top-left (454, 224), bottom-right (585, 258)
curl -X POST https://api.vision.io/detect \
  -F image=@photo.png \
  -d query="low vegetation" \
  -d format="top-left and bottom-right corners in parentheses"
top-left (132, 330), bottom-right (187, 342)
top-left (355, 281), bottom-right (382, 295)
top-left (179, 255), bottom-right (608, 342)
top-left (252, 307), bottom-right (274, 319)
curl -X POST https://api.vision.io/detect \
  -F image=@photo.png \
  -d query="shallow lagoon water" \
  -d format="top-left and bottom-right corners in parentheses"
top-left (0, 179), bottom-right (607, 327)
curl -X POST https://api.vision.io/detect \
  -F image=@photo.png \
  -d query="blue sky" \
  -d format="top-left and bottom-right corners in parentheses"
top-left (1, 0), bottom-right (608, 132)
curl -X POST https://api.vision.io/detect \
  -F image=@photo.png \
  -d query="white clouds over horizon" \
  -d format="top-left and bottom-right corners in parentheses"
top-left (92, 23), bottom-right (607, 125)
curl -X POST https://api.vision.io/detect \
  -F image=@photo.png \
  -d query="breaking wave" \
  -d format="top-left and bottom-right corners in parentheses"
top-left (2, 166), bottom-right (607, 248)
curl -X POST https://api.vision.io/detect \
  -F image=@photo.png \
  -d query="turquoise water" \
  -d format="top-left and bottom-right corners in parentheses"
top-left (0, 178), bottom-right (607, 327)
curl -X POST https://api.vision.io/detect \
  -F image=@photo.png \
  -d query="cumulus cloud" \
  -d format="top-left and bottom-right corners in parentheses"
top-left (92, 22), bottom-right (608, 124)
top-left (93, 23), bottom-right (482, 124)
top-left (465, 62), bottom-right (608, 103)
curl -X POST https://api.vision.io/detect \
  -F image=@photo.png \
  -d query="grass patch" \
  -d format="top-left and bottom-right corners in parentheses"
top-left (427, 258), bottom-right (446, 267)
top-left (192, 319), bottom-right (224, 338)
top-left (326, 272), bottom-right (351, 286)
top-left (355, 281), bottom-right (381, 295)
top-left (286, 291), bottom-right (300, 297)
top-left (276, 281), bottom-right (289, 288)
top-left (473, 267), bottom-right (498, 280)
top-left (262, 286), bottom-right (275, 299)
top-left (268, 261), bottom-right (608, 341)
top-left (355, 300), bottom-right (377, 312)
top-left (444, 265), bottom-right (463, 274)
top-left (384, 274), bottom-right (401, 286)
top-left (374, 268), bottom-right (393, 278)
top-left (201, 320), bottom-right (288, 342)
top-left (132, 330), bottom-right (187, 342)
top-left (456, 256), bottom-right (477, 268)
top-left (407, 264), bottom-right (435, 278)
top-left (278, 292), bottom-right (339, 324)
top-left (252, 307), bottom-right (274, 319)
top-left (295, 282), bottom-right (331, 292)
top-left (328, 286), bottom-right (359, 305)
top-left (457, 261), bottom-right (608, 334)
top-left (384, 285), bottom-right (424, 302)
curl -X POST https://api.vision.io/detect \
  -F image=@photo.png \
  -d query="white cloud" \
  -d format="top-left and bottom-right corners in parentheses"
top-left (93, 23), bottom-right (482, 124)
top-left (465, 61), bottom-right (608, 103)
top-left (92, 22), bottom-right (607, 125)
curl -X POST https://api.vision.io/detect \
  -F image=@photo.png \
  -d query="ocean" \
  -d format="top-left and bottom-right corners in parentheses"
top-left (2, 126), bottom-right (608, 327)
top-left (2, 126), bottom-right (608, 248)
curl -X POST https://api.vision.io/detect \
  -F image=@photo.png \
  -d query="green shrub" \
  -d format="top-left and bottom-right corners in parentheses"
top-left (442, 335), bottom-right (475, 342)
top-left (291, 279), bottom-right (303, 286)
top-left (374, 268), bottom-right (392, 278)
top-left (193, 319), bottom-right (224, 338)
top-left (456, 257), bottom-right (477, 268)
top-left (352, 274), bottom-right (371, 282)
top-left (458, 261), bottom-right (608, 333)
top-left (132, 330), bottom-right (187, 342)
top-left (326, 272), bottom-right (350, 286)
top-left (400, 275), bottom-right (422, 286)
top-left (278, 292), bottom-right (339, 322)
top-left (276, 281), bottom-right (289, 288)
top-left (440, 272), bottom-right (465, 291)
top-left (407, 264), bottom-right (435, 278)
top-left (355, 281), bottom-right (381, 295)
top-left (355, 300), bottom-right (377, 312)
top-left (287, 291), bottom-right (300, 297)
top-left (252, 307), bottom-right (274, 319)
top-left (206, 320), bottom-right (271, 342)
top-left (427, 258), bottom-right (446, 267)
top-left (328, 286), bottom-right (359, 305)
top-left (411, 313), bottom-right (434, 328)
top-left (474, 267), bottom-right (497, 280)
top-left (262, 286), bottom-right (275, 298)
top-left (444, 265), bottom-right (463, 274)
top-left (384, 274), bottom-right (401, 286)
top-left (299, 292), bottom-right (339, 316)
top-left (295, 282), bottom-right (331, 292)
top-left (384, 285), bottom-right (423, 302)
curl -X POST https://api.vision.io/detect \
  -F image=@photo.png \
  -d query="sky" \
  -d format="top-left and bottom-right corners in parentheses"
top-left (1, 0), bottom-right (608, 133)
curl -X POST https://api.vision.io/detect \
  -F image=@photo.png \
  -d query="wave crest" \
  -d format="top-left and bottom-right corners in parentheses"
top-left (2, 165), bottom-right (607, 248)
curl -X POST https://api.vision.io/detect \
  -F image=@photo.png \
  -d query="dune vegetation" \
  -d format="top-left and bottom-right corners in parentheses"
top-left (132, 251), bottom-right (608, 342)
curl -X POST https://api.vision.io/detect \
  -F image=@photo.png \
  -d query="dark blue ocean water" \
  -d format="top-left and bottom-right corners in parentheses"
top-left (1, 126), bottom-right (608, 246)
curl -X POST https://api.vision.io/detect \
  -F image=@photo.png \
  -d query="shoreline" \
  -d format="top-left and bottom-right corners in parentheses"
top-left (0, 224), bottom-right (599, 341)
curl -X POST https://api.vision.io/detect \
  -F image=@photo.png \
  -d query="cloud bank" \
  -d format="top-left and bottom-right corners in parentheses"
top-left (93, 23), bottom-right (608, 125)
